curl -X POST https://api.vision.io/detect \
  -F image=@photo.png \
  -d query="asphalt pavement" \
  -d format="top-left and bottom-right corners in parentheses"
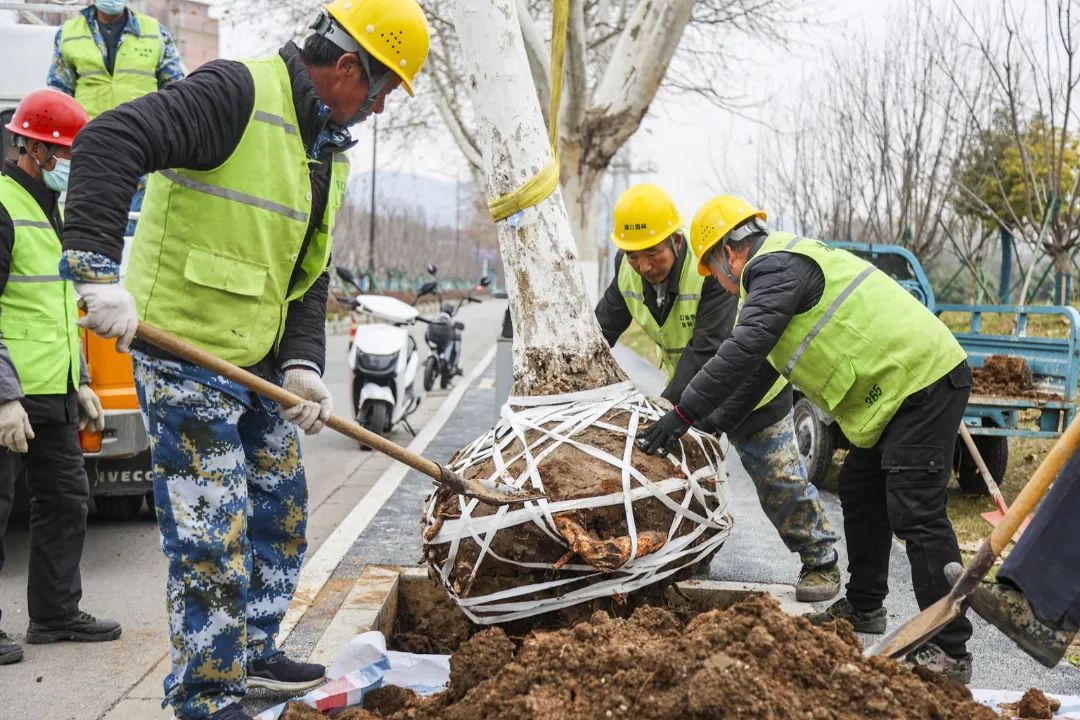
top-left (0, 298), bottom-right (508, 720)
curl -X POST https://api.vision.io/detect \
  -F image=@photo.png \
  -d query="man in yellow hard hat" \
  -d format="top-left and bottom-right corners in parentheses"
top-left (638, 195), bottom-right (975, 683)
top-left (57, 0), bottom-right (430, 717)
top-left (597, 184), bottom-right (840, 602)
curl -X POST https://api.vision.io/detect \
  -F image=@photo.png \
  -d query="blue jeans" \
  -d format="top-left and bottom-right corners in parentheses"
top-left (133, 352), bottom-right (308, 719)
top-left (731, 412), bottom-right (838, 568)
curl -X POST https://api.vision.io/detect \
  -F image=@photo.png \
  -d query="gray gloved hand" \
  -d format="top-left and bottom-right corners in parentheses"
top-left (77, 384), bottom-right (105, 432)
top-left (279, 368), bottom-right (333, 435)
top-left (76, 282), bottom-right (138, 352)
top-left (0, 400), bottom-right (34, 453)
top-left (646, 395), bottom-right (674, 412)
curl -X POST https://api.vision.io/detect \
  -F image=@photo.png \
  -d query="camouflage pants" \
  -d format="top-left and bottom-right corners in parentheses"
top-left (731, 412), bottom-right (838, 568)
top-left (133, 352), bottom-right (308, 720)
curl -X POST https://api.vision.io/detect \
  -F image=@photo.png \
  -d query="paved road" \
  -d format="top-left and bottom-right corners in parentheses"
top-left (0, 298), bottom-right (507, 720)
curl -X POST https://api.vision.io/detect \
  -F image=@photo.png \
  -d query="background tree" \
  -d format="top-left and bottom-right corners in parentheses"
top-left (225, 0), bottom-right (809, 297)
top-left (944, 0), bottom-right (1080, 303)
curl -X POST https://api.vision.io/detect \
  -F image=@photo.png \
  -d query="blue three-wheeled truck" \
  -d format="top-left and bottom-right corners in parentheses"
top-left (792, 242), bottom-right (1080, 494)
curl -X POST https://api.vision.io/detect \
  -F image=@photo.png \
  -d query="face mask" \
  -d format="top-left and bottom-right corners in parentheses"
top-left (95, 0), bottom-right (127, 15)
top-left (42, 157), bottom-right (71, 193)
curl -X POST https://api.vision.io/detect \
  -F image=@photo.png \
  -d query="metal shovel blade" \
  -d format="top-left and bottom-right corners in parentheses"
top-left (436, 465), bottom-right (545, 504)
top-left (864, 594), bottom-right (962, 659)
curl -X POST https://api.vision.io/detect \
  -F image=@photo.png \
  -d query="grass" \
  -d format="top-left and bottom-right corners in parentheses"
top-left (617, 321), bottom-right (663, 368)
top-left (939, 309), bottom-right (1075, 338)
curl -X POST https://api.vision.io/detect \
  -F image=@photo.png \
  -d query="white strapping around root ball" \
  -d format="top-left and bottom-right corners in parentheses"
top-left (422, 382), bottom-right (733, 625)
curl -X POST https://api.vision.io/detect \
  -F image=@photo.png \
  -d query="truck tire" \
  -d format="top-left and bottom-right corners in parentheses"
top-left (794, 397), bottom-right (836, 489)
top-left (954, 433), bottom-right (1008, 495)
top-left (94, 494), bottom-right (144, 521)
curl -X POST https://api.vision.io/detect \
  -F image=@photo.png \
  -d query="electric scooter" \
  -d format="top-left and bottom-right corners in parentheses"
top-left (422, 268), bottom-right (492, 391)
top-left (336, 267), bottom-right (437, 442)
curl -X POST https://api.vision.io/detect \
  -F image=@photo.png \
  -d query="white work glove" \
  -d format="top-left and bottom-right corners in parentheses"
top-left (75, 282), bottom-right (138, 352)
top-left (279, 368), bottom-right (332, 435)
top-left (77, 384), bottom-right (105, 432)
top-left (0, 400), bottom-right (33, 453)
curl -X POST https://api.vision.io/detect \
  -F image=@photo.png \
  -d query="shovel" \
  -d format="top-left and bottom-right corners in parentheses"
top-left (958, 424), bottom-right (1031, 536)
top-left (135, 321), bottom-right (541, 506)
top-left (866, 412), bottom-right (1080, 659)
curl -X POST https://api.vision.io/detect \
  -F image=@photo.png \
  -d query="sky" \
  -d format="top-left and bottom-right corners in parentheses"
top-left (217, 0), bottom-right (894, 226)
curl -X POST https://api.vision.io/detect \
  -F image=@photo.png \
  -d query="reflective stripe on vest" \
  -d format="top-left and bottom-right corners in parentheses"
top-left (126, 54), bottom-right (349, 367)
top-left (60, 12), bottom-right (162, 118)
top-left (617, 240), bottom-right (703, 382)
top-left (741, 232), bottom-right (967, 447)
top-left (0, 176), bottom-right (81, 395)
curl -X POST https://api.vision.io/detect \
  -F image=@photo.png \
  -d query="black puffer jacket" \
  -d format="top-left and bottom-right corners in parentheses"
top-left (678, 234), bottom-right (826, 438)
top-left (595, 243), bottom-right (794, 442)
top-left (62, 42), bottom-right (347, 377)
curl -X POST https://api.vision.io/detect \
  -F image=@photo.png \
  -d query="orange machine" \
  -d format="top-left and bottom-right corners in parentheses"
top-left (79, 327), bottom-right (152, 519)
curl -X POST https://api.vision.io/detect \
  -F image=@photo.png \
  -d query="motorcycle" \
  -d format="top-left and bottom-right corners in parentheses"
top-left (335, 267), bottom-right (437, 442)
top-left (422, 267), bottom-right (491, 391)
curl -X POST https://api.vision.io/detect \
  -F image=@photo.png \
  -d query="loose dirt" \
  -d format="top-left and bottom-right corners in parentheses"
top-left (972, 355), bottom-right (1059, 399)
top-left (999, 687), bottom-right (1061, 719)
top-left (288, 594), bottom-right (997, 720)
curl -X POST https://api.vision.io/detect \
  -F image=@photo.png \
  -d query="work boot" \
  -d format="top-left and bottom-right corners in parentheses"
top-left (804, 597), bottom-right (887, 634)
top-left (795, 561), bottom-right (841, 602)
top-left (0, 629), bottom-right (23, 665)
top-left (25, 610), bottom-right (121, 644)
top-left (945, 562), bottom-right (1075, 668)
top-left (248, 651), bottom-right (325, 693)
top-left (903, 642), bottom-right (973, 684)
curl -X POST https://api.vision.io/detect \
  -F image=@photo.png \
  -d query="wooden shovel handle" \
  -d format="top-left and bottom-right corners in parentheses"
top-left (958, 424), bottom-right (1008, 513)
top-left (989, 413), bottom-right (1080, 554)
top-left (135, 321), bottom-right (444, 482)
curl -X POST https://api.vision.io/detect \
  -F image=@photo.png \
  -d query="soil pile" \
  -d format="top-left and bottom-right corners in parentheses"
top-left (422, 408), bottom-right (727, 622)
top-left (999, 688), bottom-right (1060, 719)
top-left (972, 355), bottom-right (1051, 398)
top-left (285, 594), bottom-right (996, 720)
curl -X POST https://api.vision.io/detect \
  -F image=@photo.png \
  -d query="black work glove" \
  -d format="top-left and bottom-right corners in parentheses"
top-left (637, 407), bottom-right (692, 455)
top-left (694, 416), bottom-right (719, 436)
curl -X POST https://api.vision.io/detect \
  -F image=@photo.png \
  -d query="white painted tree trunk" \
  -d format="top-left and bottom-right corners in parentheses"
top-left (452, 0), bottom-right (626, 395)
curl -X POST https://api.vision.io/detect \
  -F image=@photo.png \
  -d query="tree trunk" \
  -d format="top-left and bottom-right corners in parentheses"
top-left (419, 0), bottom-right (731, 627)
top-left (560, 141), bottom-right (604, 304)
top-left (452, 0), bottom-right (624, 396)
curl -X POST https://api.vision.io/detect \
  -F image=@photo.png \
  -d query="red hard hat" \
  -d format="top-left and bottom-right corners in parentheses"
top-left (5, 89), bottom-right (89, 148)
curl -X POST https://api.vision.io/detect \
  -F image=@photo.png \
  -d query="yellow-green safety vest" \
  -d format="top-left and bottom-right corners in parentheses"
top-left (126, 54), bottom-right (350, 367)
top-left (617, 241), bottom-right (703, 381)
top-left (0, 176), bottom-right (81, 395)
top-left (742, 232), bottom-right (967, 447)
top-left (59, 11), bottom-right (162, 119)
top-left (620, 243), bottom-right (788, 411)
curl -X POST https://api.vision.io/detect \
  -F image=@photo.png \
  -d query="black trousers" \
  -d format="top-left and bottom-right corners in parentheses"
top-left (998, 447), bottom-right (1080, 632)
top-left (838, 362), bottom-right (974, 656)
top-left (0, 421), bottom-right (89, 623)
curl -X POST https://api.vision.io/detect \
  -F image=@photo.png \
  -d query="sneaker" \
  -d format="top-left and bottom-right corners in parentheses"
top-left (179, 704), bottom-right (253, 720)
top-left (804, 597), bottom-right (887, 634)
top-left (208, 705), bottom-right (253, 720)
top-left (25, 611), bottom-right (121, 644)
top-left (945, 562), bottom-right (1074, 668)
top-left (0, 629), bottom-right (23, 665)
top-left (248, 652), bottom-right (325, 693)
top-left (903, 642), bottom-right (973, 684)
top-left (796, 562), bottom-right (841, 602)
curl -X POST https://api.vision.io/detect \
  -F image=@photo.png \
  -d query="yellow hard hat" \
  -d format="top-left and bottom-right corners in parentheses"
top-left (610, 183), bottom-right (681, 252)
top-left (690, 195), bottom-right (767, 276)
top-left (323, 0), bottom-right (430, 96)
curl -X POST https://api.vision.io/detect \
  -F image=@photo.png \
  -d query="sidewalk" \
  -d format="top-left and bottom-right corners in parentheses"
top-left (253, 342), bottom-right (1078, 714)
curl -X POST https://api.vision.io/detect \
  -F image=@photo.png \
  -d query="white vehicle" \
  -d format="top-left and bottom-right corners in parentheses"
top-left (336, 268), bottom-right (429, 442)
